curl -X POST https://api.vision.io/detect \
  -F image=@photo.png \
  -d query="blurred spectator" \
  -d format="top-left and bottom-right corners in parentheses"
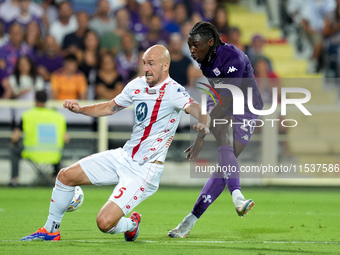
top-left (113, 7), bottom-right (131, 36)
top-left (24, 21), bottom-right (43, 54)
top-left (180, 19), bottom-right (196, 62)
top-left (50, 54), bottom-right (87, 100)
top-left (139, 15), bottom-right (169, 51)
top-left (181, 0), bottom-right (204, 18)
top-left (286, 0), bottom-right (306, 53)
top-left (49, 1), bottom-right (78, 45)
top-left (254, 57), bottom-right (289, 158)
top-left (69, 0), bottom-right (97, 16)
top-left (95, 52), bottom-right (124, 100)
top-left (301, 0), bottom-right (336, 73)
top-left (88, 0), bottom-right (116, 38)
top-left (115, 32), bottom-right (139, 83)
top-left (227, 26), bottom-right (245, 52)
top-left (246, 34), bottom-right (273, 72)
top-left (62, 11), bottom-right (89, 55)
top-left (173, 2), bottom-right (189, 26)
top-left (78, 30), bottom-right (100, 88)
top-left (100, 7), bottom-right (129, 55)
top-left (9, 90), bottom-right (68, 187)
top-left (131, 1), bottom-right (153, 42)
top-left (161, 0), bottom-right (180, 33)
top-left (107, 0), bottom-right (126, 13)
top-left (8, 55), bottom-right (44, 99)
top-left (323, 0), bottom-right (340, 77)
top-left (8, 0), bottom-right (43, 32)
top-left (0, 22), bottom-right (10, 47)
top-left (254, 57), bottom-right (280, 103)
top-left (0, 68), bottom-right (11, 99)
top-left (40, 0), bottom-right (58, 27)
top-left (202, 0), bottom-right (217, 22)
top-left (35, 35), bottom-right (63, 82)
top-left (168, 33), bottom-right (202, 87)
top-left (212, 5), bottom-right (229, 42)
top-left (0, 23), bottom-right (34, 74)
top-left (0, 0), bottom-right (43, 31)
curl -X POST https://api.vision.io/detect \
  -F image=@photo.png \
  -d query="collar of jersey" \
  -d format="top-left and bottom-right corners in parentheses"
top-left (147, 75), bottom-right (171, 89)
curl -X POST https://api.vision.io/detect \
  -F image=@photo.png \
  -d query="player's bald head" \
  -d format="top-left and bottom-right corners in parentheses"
top-left (143, 45), bottom-right (170, 66)
top-left (143, 45), bottom-right (171, 86)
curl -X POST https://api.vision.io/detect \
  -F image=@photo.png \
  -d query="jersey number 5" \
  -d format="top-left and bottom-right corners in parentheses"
top-left (114, 187), bottom-right (126, 199)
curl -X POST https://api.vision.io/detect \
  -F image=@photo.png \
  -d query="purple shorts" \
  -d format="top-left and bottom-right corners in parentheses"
top-left (207, 101), bottom-right (258, 146)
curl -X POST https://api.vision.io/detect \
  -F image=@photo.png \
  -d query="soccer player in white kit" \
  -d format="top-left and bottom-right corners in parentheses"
top-left (21, 45), bottom-right (210, 242)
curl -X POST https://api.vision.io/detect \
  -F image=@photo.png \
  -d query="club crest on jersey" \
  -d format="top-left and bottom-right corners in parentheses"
top-left (213, 67), bottom-right (221, 76)
top-left (136, 102), bottom-right (148, 121)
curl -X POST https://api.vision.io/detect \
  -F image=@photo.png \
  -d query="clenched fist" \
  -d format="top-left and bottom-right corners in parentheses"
top-left (63, 99), bottom-right (81, 113)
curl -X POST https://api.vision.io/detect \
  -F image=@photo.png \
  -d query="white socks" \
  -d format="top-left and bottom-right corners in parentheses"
top-left (44, 179), bottom-right (75, 233)
top-left (106, 217), bottom-right (136, 234)
top-left (232, 189), bottom-right (245, 206)
top-left (185, 213), bottom-right (198, 226)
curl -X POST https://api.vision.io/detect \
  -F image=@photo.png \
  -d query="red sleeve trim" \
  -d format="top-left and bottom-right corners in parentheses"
top-left (113, 99), bottom-right (126, 108)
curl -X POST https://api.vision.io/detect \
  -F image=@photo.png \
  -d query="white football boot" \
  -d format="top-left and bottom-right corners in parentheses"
top-left (235, 198), bottom-right (255, 217)
top-left (168, 214), bottom-right (195, 238)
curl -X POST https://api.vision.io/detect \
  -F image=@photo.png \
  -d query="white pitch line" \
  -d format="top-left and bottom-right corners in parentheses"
top-left (1, 240), bottom-right (339, 244)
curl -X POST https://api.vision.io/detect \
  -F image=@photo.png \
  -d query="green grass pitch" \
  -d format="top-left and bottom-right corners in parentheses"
top-left (0, 186), bottom-right (339, 255)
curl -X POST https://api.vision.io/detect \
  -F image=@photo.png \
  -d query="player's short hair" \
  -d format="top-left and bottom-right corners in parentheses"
top-left (189, 21), bottom-right (223, 48)
top-left (35, 90), bottom-right (48, 103)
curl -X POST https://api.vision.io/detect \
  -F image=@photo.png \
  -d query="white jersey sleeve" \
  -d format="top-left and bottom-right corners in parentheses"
top-left (170, 84), bottom-right (195, 112)
top-left (113, 78), bottom-right (138, 108)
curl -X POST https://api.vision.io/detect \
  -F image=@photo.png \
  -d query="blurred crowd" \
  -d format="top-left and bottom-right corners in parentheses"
top-left (0, 0), bottom-right (282, 103)
top-left (262, 0), bottom-right (340, 77)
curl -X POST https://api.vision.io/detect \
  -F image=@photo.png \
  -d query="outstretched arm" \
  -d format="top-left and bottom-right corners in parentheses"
top-left (185, 103), bottom-right (211, 136)
top-left (184, 103), bottom-right (211, 160)
top-left (63, 99), bottom-right (125, 117)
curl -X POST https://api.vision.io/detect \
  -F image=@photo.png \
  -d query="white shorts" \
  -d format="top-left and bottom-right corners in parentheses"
top-left (78, 148), bottom-right (164, 215)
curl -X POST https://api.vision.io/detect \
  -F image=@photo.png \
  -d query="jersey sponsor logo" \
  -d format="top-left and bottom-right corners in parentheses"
top-left (135, 89), bottom-right (140, 94)
top-left (136, 102), bottom-right (148, 121)
top-left (227, 66), bottom-right (238, 73)
top-left (170, 119), bottom-right (175, 123)
top-left (145, 87), bottom-right (156, 94)
top-left (213, 67), bottom-right (221, 76)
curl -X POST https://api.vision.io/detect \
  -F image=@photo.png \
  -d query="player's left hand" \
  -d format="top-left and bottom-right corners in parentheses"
top-left (184, 136), bottom-right (205, 161)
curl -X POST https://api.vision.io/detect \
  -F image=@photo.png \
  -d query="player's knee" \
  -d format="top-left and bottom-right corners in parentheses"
top-left (57, 167), bottom-right (75, 186)
top-left (96, 215), bottom-right (116, 233)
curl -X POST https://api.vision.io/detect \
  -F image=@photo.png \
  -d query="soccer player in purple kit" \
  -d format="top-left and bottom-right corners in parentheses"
top-left (168, 21), bottom-right (264, 238)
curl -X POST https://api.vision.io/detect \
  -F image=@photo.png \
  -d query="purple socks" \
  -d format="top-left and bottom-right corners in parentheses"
top-left (191, 145), bottom-right (241, 218)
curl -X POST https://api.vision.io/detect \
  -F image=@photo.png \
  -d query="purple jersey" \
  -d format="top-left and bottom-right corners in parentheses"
top-left (200, 43), bottom-right (263, 117)
top-left (35, 54), bottom-right (63, 73)
top-left (200, 43), bottom-right (263, 145)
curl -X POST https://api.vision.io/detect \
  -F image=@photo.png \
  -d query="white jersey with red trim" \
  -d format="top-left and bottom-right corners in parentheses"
top-left (114, 76), bottom-right (194, 164)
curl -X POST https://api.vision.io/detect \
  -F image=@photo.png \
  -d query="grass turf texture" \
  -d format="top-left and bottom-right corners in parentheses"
top-left (0, 186), bottom-right (339, 255)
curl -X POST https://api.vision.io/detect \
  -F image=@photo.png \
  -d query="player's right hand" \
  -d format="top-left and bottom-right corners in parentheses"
top-left (184, 136), bottom-right (205, 161)
top-left (63, 99), bottom-right (81, 113)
